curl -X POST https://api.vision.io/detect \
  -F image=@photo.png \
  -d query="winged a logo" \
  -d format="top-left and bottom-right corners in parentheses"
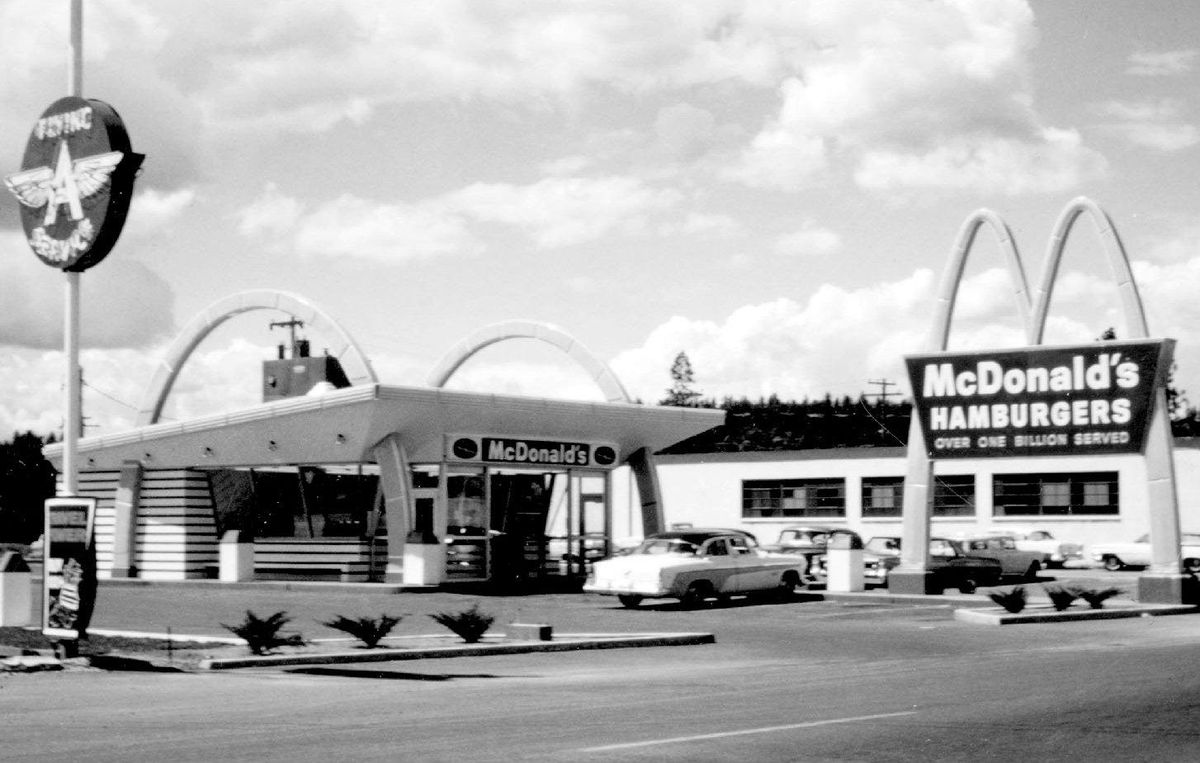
top-left (5, 140), bottom-right (124, 226)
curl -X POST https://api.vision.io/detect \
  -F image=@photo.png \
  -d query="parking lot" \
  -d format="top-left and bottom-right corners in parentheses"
top-left (6, 568), bottom-right (1200, 761)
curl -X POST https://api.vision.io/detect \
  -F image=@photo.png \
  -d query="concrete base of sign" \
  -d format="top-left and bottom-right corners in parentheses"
top-left (826, 549), bottom-right (864, 592)
top-left (887, 570), bottom-right (940, 595)
top-left (403, 542), bottom-right (446, 587)
top-left (1137, 573), bottom-right (1198, 605)
top-left (219, 531), bottom-right (255, 582)
top-left (0, 571), bottom-right (33, 626)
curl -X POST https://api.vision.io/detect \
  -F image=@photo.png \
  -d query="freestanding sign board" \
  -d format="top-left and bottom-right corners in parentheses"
top-left (43, 497), bottom-right (98, 643)
top-left (905, 339), bottom-right (1172, 460)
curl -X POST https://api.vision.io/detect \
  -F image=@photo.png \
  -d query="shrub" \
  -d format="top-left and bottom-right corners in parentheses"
top-left (988, 586), bottom-right (1027, 614)
top-left (1044, 585), bottom-right (1079, 612)
top-left (322, 614), bottom-right (402, 648)
top-left (1074, 586), bottom-right (1122, 610)
top-left (429, 603), bottom-right (495, 643)
top-left (221, 610), bottom-right (306, 655)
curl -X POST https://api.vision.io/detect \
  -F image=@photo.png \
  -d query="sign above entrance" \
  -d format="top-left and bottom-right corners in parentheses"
top-left (905, 340), bottom-right (1172, 459)
top-left (446, 435), bottom-right (619, 469)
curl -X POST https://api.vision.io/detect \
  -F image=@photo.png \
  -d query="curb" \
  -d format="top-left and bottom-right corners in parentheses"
top-left (198, 632), bottom-right (715, 670)
top-left (955, 604), bottom-right (1198, 625)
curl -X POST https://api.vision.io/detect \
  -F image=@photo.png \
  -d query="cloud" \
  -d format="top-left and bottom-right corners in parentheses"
top-left (0, 232), bottom-right (176, 349)
top-left (773, 222), bottom-right (842, 257)
top-left (240, 175), bottom-right (684, 258)
top-left (726, 1), bottom-right (1106, 195)
top-left (1094, 100), bottom-right (1200, 152)
top-left (1127, 49), bottom-right (1199, 76)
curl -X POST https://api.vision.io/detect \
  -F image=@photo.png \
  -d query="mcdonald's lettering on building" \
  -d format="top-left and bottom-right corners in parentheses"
top-left (905, 340), bottom-right (1173, 459)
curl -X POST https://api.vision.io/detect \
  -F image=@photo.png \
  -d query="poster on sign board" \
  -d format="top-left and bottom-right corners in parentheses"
top-left (43, 497), bottom-right (98, 641)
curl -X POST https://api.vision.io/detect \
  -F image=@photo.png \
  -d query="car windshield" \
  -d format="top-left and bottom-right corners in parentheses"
top-left (636, 538), bottom-right (698, 556)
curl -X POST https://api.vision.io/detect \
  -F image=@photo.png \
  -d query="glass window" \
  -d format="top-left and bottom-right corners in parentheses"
top-left (994, 472), bottom-right (1118, 516)
top-left (933, 475), bottom-right (975, 517)
top-left (862, 477), bottom-right (903, 518)
top-left (741, 479), bottom-right (846, 518)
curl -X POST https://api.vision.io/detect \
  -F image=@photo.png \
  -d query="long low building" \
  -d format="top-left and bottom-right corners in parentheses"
top-left (608, 440), bottom-right (1200, 554)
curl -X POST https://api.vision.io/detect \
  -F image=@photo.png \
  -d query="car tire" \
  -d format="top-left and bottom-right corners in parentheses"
top-left (617, 594), bottom-right (643, 609)
top-left (681, 581), bottom-right (713, 608)
top-left (958, 578), bottom-right (977, 594)
top-left (1185, 559), bottom-right (1200, 574)
top-left (1025, 561), bottom-right (1041, 580)
top-left (1103, 555), bottom-right (1125, 572)
top-left (777, 571), bottom-right (801, 599)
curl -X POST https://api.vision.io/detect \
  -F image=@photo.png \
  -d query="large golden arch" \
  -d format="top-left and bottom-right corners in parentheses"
top-left (895, 198), bottom-right (1185, 602)
top-left (135, 289), bottom-right (377, 426)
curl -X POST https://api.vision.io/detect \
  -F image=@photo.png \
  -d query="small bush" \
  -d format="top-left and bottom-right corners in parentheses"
top-left (988, 586), bottom-right (1027, 613)
top-left (322, 614), bottom-right (402, 648)
top-left (1044, 585), bottom-right (1079, 612)
top-left (1074, 586), bottom-right (1122, 610)
top-left (429, 603), bottom-right (495, 643)
top-left (221, 610), bottom-right (306, 655)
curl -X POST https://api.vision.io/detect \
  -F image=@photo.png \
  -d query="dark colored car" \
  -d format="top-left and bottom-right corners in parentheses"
top-left (817, 536), bottom-right (1002, 593)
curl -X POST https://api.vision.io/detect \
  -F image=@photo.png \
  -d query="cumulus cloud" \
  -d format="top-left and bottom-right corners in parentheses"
top-left (773, 222), bottom-right (842, 258)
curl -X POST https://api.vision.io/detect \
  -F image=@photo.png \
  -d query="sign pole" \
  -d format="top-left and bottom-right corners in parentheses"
top-left (61, 0), bottom-right (83, 497)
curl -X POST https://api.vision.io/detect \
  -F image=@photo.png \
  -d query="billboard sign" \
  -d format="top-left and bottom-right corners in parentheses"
top-left (4, 96), bottom-right (142, 272)
top-left (905, 340), bottom-right (1172, 459)
top-left (43, 497), bottom-right (98, 640)
top-left (446, 435), bottom-right (619, 470)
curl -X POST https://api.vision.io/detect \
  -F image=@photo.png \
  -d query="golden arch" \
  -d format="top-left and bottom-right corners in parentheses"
top-left (135, 289), bottom-right (378, 426)
top-left (427, 319), bottom-right (633, 403)
top-left (897, 198), bottom-right (1183, 597)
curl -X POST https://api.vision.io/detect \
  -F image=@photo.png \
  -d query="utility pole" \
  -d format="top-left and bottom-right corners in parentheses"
top-left (269, 318), bottom-right (306, 357)
top-left (865, 378), bottom-right (898, 406)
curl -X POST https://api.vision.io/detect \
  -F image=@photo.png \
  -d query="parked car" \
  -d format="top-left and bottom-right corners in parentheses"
top-left (583, 529), bottom-right (806, 608)
top-left (814, 536), bottom-right (1003, 593)
top-left (985, 527), bottom-right (1084, 568)
top-left (764, 525), bottom-right (860, 577)
top-left (961, 535), bottom-right (1049, 579)
top-left (1089, 533), bottom-right (1200, 572)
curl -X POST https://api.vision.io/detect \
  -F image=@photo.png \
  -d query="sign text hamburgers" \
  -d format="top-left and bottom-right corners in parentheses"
top-left (905, 340), bottom-right (1172, 459)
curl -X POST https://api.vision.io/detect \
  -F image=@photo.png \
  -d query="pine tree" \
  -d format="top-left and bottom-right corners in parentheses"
top-left (661, 352), bottom-right (702, 407)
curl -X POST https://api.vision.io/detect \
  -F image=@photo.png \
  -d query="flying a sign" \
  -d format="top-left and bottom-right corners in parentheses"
top-left (5, 96), bottom-right (142, 272)
top-left (905, 340), bottom-right (1173, 459)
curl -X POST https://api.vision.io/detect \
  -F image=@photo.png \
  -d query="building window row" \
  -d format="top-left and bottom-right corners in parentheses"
top-left (741, 472), bottom-right (1117, 519)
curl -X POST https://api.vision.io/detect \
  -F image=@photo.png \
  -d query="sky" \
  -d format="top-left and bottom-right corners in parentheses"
top-left (3, 0), bottom-right (1200, 438)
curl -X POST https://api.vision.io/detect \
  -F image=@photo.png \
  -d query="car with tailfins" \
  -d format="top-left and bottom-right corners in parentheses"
top-left (1089, 532), bottom-right (1200, 572)
top-left (583, 529), bottom-right (806, 608)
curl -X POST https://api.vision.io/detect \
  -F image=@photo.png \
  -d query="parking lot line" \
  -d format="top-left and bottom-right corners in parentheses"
top-left (575, 710), bottom-right (918, 752)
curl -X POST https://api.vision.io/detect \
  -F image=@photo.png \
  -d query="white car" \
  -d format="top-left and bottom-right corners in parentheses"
top-left (1089, 532), bottom-right (1200, 572)
top-left (986, 527), bottom-right (1084, 568)
top-left (583, 529), bottom-right (806, 608)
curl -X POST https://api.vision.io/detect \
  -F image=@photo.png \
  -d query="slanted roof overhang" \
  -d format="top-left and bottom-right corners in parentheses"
top-left (44, 384), bottom-right (724, 471)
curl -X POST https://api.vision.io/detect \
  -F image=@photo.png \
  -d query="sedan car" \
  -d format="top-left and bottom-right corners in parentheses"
top-left (1089, 533), bottom-right (1200, 571)
top-left (961, 535), bottom-right (1049, 579)
top-left (583, 529), bottom-right (806, 608)
top-left (764, 525), bottom-right (860, 579)
top-left (814, 536), bottom-right (1003, 593)
top-left (985, 527), bottom-right (1084, 567)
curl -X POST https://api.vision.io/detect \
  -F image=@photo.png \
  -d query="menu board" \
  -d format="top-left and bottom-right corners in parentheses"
top-left (43, 498), bottom-right (97, 640)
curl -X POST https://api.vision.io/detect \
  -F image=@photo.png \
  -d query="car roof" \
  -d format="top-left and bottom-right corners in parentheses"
top-left (647, 529), bottom-right (754, 544)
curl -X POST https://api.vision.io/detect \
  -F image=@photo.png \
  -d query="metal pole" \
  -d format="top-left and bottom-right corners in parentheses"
top-left (61, 0), bottom-right (83, 496)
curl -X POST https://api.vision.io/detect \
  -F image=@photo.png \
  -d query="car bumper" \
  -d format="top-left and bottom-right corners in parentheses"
top-left (583, 579), bottom-right (669, 597)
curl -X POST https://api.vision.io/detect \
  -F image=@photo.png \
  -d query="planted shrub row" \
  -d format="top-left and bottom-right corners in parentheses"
top-left (987, 585), bottom-right (1123, 615)
top-left (222, 604), bottom-right (496, 655)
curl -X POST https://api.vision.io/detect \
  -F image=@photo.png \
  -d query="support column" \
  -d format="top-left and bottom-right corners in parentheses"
top-left (372, 434), bottom-right (411, 584)
top-left (1138, 392), bottom-right (1191, 603)
top-left (109, 461), bottom-right (143, 578)
top-left (890, 419), bottom-right (937, 594)
top-left (628, 448), bottom-right (664, 537)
